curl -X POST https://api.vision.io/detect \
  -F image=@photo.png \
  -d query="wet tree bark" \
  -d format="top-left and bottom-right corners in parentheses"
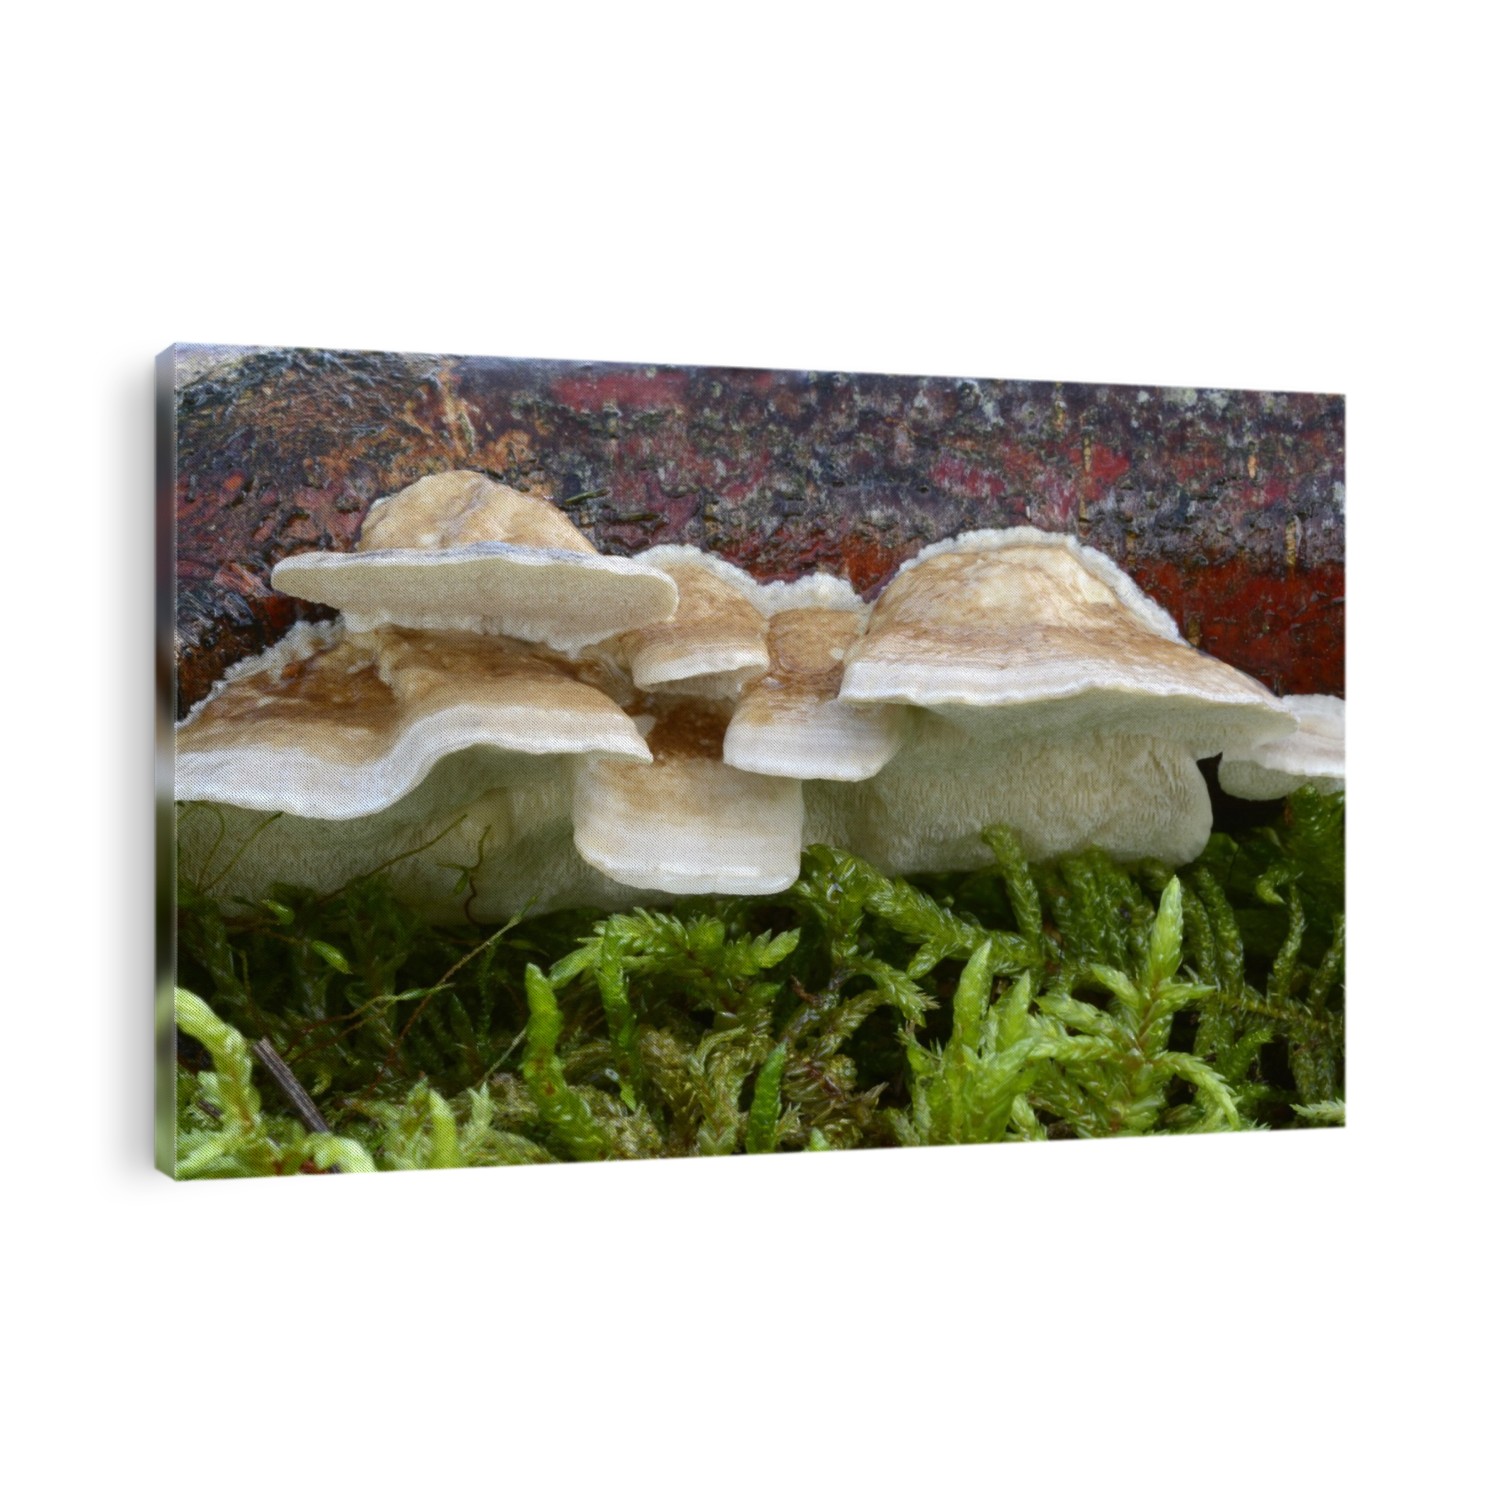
top-left (167, 345), bottom-right (1344, 715)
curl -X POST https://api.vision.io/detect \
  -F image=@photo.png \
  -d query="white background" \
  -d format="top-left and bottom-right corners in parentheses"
top-left (4, 4), bottom-right (1494, 1496)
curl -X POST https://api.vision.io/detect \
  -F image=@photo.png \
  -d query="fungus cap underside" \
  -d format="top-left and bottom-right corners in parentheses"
top-left (271, 471), bottom-right (679, 652)
top-left (572, 701), bottom-right (805, 895)
top-left (1219, 693), bottom-right (1345, 799)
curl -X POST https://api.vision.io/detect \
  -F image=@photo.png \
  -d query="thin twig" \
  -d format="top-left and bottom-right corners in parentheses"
top-left (252, 1038), bottom-right (333, 1135)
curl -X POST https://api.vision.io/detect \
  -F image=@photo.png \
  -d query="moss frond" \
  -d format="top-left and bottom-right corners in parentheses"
top-left (171, 791), bottom-right (1346, 1175)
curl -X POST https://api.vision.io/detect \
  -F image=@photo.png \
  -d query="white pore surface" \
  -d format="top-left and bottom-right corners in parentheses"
top-left (176, 759), bottom-right (553, 919)
top-left (1219, 693), bottom-right (1346, 798)
top-left (272, 544), bottom-right (679, 652)
top-left (723, 697), bottom-right (910, 780)
top-left (176, 751), bottom-right (667, 921)
top-left (805, 719), bottom-right (1214, 870)
top-left (630, 639), bottom-right (770, 691)
top-left (572, 754), bottom-right (805, 894)
top-left (844, 670), bottom-right (1293, 757)
top-left (176, 699), bottom-right (650, 820)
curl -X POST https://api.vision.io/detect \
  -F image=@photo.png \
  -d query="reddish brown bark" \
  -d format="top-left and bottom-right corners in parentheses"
top-left (167, 346), bottom-right (1344, 713)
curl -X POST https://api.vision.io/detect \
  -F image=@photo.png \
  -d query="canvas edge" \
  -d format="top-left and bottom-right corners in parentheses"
top-left (155, 345), bottom-right (179, 1177)
top-left (165, 341), bottom-right (1347, 403)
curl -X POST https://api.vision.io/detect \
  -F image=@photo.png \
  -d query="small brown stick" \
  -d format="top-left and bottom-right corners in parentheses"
top-left (252, 1038), bottom-right (333, 1135)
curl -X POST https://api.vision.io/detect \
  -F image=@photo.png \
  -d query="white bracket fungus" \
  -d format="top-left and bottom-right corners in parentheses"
top-left (614, 544), bottom-right (770, 693)
top-left (723, 601), bottom-right (910, 781)
top-left (820, 530), bottom-right (1308, 870)
top-left (839, 528), bottom-right (1294, 754)
top-left (1218, 693), bottom-right (1345, 799)
top-left (177, 473), bottom-right (1336, 920)
top-left (175, 622), bottom-right (650, 821)
top-left (271, 471), bottom-right (679, 653)
top-left (176, 749), bottom-right (647, 923)
top-left (572, 701), bottom-right (805, 896)
top-left (805, 724), bottom-right (1214, 871)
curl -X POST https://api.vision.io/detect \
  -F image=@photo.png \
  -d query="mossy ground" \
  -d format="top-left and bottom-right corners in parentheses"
top-left (172, 789), bottom-right (1344, 1177)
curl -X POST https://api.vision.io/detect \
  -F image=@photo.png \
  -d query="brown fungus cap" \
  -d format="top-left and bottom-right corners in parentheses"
top-left (271, 470), bottom-right (679, 653)
top-left (1218, 694), bottom-right (1345, 799)
top-left (175, 620), bottom-right (650, 821)
top-left (839, 529), bottom-right (1293, 754)
top-left (613, 545), bottom-right (770, 693)
top-left (572, 700), bottom-right (804, 896)
top-left (722, 581), bottom-right (909, 781)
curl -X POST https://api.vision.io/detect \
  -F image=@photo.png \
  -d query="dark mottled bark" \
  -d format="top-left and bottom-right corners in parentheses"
top-left (168, 345), bottom-right (1344, 714)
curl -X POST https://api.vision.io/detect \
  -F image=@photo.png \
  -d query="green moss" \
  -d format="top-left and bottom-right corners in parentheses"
top-left (171, 791), bottom-right (1345, 1177)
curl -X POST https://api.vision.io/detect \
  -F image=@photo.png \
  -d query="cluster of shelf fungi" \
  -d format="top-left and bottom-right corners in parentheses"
top-left (176, 470), bottom-right (1345, 922)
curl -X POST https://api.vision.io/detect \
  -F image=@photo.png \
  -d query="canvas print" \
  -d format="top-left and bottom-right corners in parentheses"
top-left (156, 347), bottom-right (1345, 1177)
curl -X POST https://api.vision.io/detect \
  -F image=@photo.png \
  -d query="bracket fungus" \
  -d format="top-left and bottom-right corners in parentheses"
top-left (178, 471), bottom-right (1335, 921)
top-left (270, 470), bottom-right (680, 652)
top-left (804, 723), bottom-right (1215, 871)
top-left (613, 545), bottom-right (770, 693)
top-left (175, 619), bottom-right (649, 821)
top-left (805, 528), bottom-right (1299, 871)
top-left (573, 700), bottom-right (805, 896)
top-left (1218, 693), bottom-right (1345, 799)
top-left (174, 612), bottom-right (664, 919)
top-left (177, 747), bottom-right (645, 923)
top-left (722, 576), bottom-right (910, 781)
top-left (839, 529), bottom-right (1293, 753)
